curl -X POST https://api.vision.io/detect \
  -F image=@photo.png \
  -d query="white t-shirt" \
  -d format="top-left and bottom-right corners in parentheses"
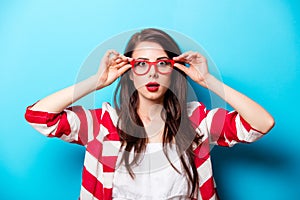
top-left (112, 143), bottom-right (195, 200)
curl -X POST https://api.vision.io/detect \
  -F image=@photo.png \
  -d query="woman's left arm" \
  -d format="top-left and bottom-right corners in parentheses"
top-left (174, 51), bottom-right (275, 134)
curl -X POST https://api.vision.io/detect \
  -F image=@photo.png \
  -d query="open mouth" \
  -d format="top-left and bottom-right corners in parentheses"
top-left (146, 82), bottom-right (160, 92)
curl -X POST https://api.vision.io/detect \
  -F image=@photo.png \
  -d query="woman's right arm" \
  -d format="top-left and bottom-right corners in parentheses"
top-left (25, 50), bottom-right (132, 146)
top-left (30, 50), bottom-right (132, 112)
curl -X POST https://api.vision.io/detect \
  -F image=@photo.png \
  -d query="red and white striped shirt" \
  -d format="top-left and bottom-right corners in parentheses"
top-left (25, 101), bottom-right (265, 200)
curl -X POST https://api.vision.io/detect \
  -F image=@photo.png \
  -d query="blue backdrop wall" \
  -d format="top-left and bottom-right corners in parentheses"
top-left (0, 0), bottom-right (299, 199)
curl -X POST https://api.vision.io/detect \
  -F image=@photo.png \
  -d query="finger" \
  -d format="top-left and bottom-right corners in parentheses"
top-left (195, 52), bottom-right (205, 58)
top-left (174, 63), bottom-right (188, 74)
top-left (109, 55), bottom-right (124, 67)
top-left (103, 50), bottom-right (117, 65)
top-left (173, 51), bottom-right (196, 63)
top-left (190, 52), bottom-right (206, 61)
top-left (187, 52), bottom-right (207, 64)
top-left (114, 54), bottom-right (132, 65)
top-left (104, 49), bottom-right (118, 58)
top-left (173, 53), bottom-right (189, 60)
top-left (100, 50), bottom-right (116, 70)
top-left (176, 51), bottom-right (203, 60)
top-left (113, 58), bottom-right (133, 69)
top-left (119, 54), bottom-right (133, 63)
top-left (115, 57), bottom-right (123, 64)
top-left (115, 61), bottom-right (129, 69)
top-left (119, 54), bottom-right (129, 60)
top-left (173, 56), bottom-right (188, 63)
top-left (186, 54), bottom-right (197, 61)
top-left (117, 64), bottom-right (132, 76)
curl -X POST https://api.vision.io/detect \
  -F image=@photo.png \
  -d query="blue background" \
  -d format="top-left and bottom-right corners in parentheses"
top-left (1, 0), bottom-right (299, 199)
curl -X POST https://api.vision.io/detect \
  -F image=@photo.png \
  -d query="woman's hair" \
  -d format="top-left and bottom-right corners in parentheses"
top-left (113, 28), bottom-right (201, 198)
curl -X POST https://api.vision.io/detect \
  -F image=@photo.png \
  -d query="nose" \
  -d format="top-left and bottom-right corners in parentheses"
top-left (148, 63), bottom-right (158, 78)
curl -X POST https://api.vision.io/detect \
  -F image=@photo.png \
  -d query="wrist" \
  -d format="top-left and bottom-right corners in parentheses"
top-left (83, 75), bottom-right (101, 92)
top-left (197, 74), bottom-right (215, 88)
top-left (92, 75), bottom-right (106, 90)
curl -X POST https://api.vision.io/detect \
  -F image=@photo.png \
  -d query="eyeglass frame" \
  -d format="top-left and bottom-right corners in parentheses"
top-left (130, 59), bottom-right (175, 76)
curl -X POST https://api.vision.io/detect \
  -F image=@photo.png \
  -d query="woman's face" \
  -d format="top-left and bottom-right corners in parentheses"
top-left (130, 41), bottom-right (172, 104)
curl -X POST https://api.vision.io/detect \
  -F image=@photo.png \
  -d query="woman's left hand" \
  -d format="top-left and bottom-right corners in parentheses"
top-left (173, 51), bottom-right (210, 88)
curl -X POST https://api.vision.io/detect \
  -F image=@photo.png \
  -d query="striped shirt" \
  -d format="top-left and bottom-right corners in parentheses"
top-left (24, 101), bottom-right (265, 200)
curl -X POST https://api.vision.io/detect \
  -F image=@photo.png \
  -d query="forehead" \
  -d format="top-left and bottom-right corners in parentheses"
top-left (132, 41), bottom-right (168, 59)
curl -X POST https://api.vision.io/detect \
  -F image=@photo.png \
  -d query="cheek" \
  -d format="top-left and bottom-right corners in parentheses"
top-left (160, 75), bottom-right (172, 88)
top-left (132, 76), bottom-right (147, 90)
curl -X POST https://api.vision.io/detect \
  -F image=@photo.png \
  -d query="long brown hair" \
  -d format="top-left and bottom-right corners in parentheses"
top-left (113, 28), bottom-right (201, 198)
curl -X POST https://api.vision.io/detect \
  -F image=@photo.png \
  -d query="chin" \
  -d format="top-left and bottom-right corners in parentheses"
top-left (139, 88), bottom-right (167, 102)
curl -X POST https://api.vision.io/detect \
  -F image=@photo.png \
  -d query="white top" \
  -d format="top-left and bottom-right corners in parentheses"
top-left (112, 143), bottom-right (195, 200)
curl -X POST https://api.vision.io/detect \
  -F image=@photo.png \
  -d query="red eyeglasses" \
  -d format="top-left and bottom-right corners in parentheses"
top-left (130, 59), bottom-right (175, 76)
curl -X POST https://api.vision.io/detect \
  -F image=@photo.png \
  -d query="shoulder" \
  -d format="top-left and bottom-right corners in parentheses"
top-left (80, 102), bottom-right (118, 127)
top-left (187, 101), bottom-right (209, 129)
top-left (187, 101), bottom-right (207, 116)
top-left (100, 102), bottom-right (118, 126)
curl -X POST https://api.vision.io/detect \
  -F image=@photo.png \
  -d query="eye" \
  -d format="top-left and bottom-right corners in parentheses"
top-left (157, 60), bottom-right (169, 67)
top-left (135, 61), bottom-right (148, 67)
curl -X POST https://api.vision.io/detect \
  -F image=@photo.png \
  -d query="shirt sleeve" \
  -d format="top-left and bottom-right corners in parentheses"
top-left (24, 103), bottom-right (103, 146)
top-left (188, 101), bottom-right (266, 147)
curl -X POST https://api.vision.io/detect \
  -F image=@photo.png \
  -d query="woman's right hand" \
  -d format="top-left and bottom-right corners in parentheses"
top-left (95, 50), bottom-right (132, 90)
top-left (29, 50), bottom-right (132, 113)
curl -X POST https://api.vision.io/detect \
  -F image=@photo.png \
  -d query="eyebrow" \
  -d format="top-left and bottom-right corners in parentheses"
top-left (136, 56), bottom-right (169, 60)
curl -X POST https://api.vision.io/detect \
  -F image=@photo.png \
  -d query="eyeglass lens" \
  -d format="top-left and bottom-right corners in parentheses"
top-left (133, 60), bottom-right (173, 75)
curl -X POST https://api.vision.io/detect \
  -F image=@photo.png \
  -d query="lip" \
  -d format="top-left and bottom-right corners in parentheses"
top-left (146, 82), bottom-right (160, 92)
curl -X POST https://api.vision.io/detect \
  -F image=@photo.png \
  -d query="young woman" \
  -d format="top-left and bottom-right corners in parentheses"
top-left (25, 28), bottom-right (274, 200)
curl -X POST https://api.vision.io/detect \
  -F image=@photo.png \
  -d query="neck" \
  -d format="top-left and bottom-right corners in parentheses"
top-left (137, 100), bottom-right (166, 143)
top-left (136, 95), bottom-right (166, 142)
top-left (137, 98), bottom-right (164, 121)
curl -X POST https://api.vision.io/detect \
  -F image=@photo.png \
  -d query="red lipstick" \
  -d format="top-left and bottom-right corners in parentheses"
top-left (146, 82), bottom-right (160, 92)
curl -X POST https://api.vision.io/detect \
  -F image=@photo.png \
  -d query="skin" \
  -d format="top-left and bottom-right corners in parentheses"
top-left (173, 52), bottom-right (275, 133)
top-left (130, 42), bottom-right (172, 106)
top-left (31, 41), bottom-right (275, 141)
top-left (130, 42), bottom-right (173, 142)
